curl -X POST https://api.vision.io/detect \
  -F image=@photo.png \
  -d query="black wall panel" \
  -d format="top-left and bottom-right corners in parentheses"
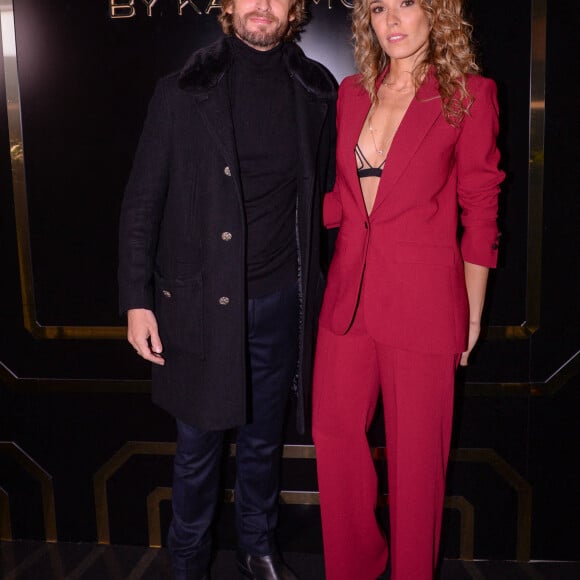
top-left (1, 0), bottom-right (578, 563)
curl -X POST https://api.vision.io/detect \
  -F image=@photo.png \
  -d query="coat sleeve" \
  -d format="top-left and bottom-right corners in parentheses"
top-left (118, 79), bottom-right (172, 314)
top-left (456, 77), bottom-right (504, 268)
top-left (323, 80), bottom-right (346, 229)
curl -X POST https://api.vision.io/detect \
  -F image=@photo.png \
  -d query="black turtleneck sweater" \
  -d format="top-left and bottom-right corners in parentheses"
top-left (228, 36), bottom-right (298, 298)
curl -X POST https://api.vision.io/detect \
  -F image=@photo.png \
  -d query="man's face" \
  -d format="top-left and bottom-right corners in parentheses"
top-left (226, 0), bottom-right (295, 51)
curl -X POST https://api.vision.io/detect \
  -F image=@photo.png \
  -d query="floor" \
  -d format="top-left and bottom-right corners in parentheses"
top-left (1, 541), bottom-right (579, 579)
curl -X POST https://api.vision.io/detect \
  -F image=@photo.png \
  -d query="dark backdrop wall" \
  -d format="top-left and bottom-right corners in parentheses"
top-left (0, 0), bottom-right (578, 563)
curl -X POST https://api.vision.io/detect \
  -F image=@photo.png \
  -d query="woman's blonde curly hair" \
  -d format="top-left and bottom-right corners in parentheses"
top-left (219, 0), bottom-right (307, 42)
top-left (352, 0), bottom-right (479, 125)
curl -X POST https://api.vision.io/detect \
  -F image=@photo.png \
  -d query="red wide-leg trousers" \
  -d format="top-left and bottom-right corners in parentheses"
top-left (312, 309), bottom-right (458, 580)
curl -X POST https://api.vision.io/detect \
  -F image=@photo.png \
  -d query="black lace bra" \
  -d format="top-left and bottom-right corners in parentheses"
top-left (355, 144), bottom-right (385, 178)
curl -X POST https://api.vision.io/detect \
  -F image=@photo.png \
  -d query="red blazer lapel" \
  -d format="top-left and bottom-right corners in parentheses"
top-left (340, 85), bottom-right (372, 220)
top-left (372, 72), bottom-right (442, 215)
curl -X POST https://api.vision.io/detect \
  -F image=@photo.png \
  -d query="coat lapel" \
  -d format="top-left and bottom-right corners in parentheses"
top-left (179, 38), bottom-right (243, 194)
top-left (194, 86), bottom-right (241, 190)
top-left (284, 42), bottom-right (333, 190)
top-left (293, 88), bottom-right (327, 278)
top-left (371, 72), bottom-right (442, 214)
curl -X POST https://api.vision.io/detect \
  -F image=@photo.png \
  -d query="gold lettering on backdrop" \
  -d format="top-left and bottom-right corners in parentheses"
top-left (110, 0), bottom-right (136, 18)
top-left (205, 0), bottom-right (221, 14)
top-left (107, 0), bottom-right (344, 18)
top-left (311, 0), bottom-right (333, 8)
top-left (178, 0), bottom-right (202, 15)
top-left (142, 0), bottom-right (159, 16)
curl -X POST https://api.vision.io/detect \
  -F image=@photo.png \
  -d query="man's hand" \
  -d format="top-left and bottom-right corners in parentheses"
top-left (127, 308), bottom-right (165, 366)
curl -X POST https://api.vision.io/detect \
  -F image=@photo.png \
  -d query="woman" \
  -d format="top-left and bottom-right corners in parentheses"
top-left (312, 0), bottom-right (504, 578)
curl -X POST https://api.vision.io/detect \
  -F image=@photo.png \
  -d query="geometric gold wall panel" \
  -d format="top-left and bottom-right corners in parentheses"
top-left (449, 449), bottom-right (532, 562)
top-left (0, 441), bottom-right (57, 542)
top-left (96, 443), bottom-right (530, 561)
top-left (94, 441), bottom-right (176, 546)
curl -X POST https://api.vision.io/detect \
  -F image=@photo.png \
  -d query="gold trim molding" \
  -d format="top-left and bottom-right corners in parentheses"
top-left (6, 349), bottom-right (573, 397)
top-left (449, 448), bottom-right (532, 562)
top-left (0, 0), bottom-right (124, 340)
top-left (444, 496), bottom-right (474, 561)
top-left (94, 442), bottom-right (177, 545)
top-left (147, 486), bottom-right (172, 548)
top-left (525, 0), bottom-right (547, 337)
top-left (483, 0), bottom-right (546, 340)
top-left (0, 360), bottom-right (149, 393)
top-left (0, 441), bottom-right (58, 542)
top-left (463, 350), bottom-right (579, 397)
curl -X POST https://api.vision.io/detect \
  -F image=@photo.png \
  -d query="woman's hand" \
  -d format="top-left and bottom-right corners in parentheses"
top-left (460, 320), bottom-right (481, 366)
top-left (461, 262), bottom-right (489, 366)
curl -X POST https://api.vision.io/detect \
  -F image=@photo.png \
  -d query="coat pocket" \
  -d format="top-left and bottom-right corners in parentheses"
top-left (154, 273), bottom-right (203, 357)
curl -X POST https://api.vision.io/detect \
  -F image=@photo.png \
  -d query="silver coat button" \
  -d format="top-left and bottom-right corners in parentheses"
top-left (218, 296), bottom-right (230, 306)
top-left (224, 166), bottom-right (231, 176)
top-left (221, 231), bottom-right (233, 241)
top-left (162, 290), bottom-right (172, 299)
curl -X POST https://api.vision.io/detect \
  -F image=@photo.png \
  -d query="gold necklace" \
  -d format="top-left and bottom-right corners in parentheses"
top-left (382, 74), bottom-right (413, 93)
top-left (368, 111), bottom-right (394, 157)
top-left (383, 84), bottom-right (413, 93)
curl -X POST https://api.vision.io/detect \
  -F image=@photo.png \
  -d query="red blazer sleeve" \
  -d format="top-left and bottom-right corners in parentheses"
top-left (456, 77), bottom-right (505, 268)
top-left (323, 187), bottom-right (342, 228)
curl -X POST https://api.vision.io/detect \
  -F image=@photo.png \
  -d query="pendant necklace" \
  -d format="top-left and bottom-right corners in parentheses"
top-left (368, 111), bottom-right (392, 157)
top-left (368, 114), bottom-right (384, 155)
top-left (368, 79), bottom-right (413, 157)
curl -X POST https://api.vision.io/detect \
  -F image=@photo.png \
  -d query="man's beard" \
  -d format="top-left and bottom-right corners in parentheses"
top-left (232, 12), bottom-right (289, 49)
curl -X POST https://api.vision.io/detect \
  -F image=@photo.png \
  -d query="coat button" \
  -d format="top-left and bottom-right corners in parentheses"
top-left (218, 296), bottom-right (230, 306)
top-left (221, 231), bottom-right (233, 241)
top-left (224, 166), bottom-right (231, 176)
top-left (162, 289), bottom-right (172, 299)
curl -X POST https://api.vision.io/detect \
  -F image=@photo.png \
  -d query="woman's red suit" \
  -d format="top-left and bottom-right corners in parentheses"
top-left (313, 71), bottom-right (504, 580)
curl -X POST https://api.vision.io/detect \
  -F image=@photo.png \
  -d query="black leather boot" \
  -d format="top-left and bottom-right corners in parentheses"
top-left (236, 549), bottom-right (299, 580)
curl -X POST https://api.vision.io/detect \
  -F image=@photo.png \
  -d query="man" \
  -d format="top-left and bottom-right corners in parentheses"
top-left (118, 0), bottom-right (336, 577)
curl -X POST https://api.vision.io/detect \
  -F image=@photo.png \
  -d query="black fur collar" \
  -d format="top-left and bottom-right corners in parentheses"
top-left (178, 36), bottom-right (336, 100)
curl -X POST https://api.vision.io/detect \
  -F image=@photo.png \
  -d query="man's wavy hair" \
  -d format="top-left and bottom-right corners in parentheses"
top-left (352, 0), bottom-right (480, 125)
top-left (219, 0), bottom-right (307, 42)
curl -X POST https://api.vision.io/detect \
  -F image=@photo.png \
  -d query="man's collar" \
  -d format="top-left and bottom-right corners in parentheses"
top-left (178, 36), bottom-right (336, 100)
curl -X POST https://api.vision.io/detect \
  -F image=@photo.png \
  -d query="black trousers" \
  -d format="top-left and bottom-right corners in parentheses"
top-left (168, 282), bottom-right (299, 580)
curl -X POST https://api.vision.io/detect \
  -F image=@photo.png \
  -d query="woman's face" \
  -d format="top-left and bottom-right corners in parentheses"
top-left (369, 0), bottom-right (430, 67)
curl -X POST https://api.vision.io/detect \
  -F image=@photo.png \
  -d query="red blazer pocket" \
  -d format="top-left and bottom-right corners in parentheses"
top-left (395, 242), bottom-right (456, 267)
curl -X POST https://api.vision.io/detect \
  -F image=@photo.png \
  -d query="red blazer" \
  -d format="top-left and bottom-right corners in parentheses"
top-left (319, 71), bottom-right (504, 354)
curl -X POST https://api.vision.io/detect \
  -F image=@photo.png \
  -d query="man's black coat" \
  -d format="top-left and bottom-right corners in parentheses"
top-left (118, 37), bottom-right (337, 432)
